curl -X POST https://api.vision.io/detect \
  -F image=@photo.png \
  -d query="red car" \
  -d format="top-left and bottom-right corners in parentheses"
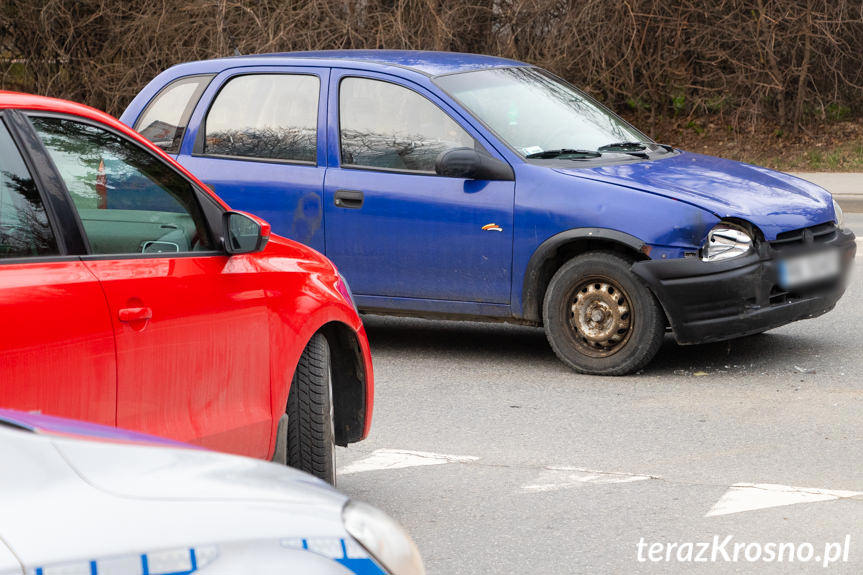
top-left (0, 92), bottom-right (373, 484)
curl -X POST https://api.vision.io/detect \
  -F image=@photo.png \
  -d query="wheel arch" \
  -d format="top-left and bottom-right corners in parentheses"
top-left (521, 228), bottom-right (650, 324)
top-left (317, 321), bottom-right (368, 447)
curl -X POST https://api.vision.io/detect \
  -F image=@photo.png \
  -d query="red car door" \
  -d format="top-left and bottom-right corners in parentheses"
top-left (0, 116), bottom-right (116, 425)
top-left (29, 115), bottom-right (272, 457)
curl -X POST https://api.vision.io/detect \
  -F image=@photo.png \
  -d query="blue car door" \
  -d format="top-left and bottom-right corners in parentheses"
top-left (177, 66), bottom-right (329, 252)
top-left (323, 70), bottom-right (515, 308)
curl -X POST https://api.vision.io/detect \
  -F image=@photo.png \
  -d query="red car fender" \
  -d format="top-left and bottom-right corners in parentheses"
top-left (252, 236), bottom-right (374, 458)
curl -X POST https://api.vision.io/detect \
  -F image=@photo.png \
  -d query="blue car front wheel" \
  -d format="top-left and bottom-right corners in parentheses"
top-left (543, 252), bottom-right (666, 375)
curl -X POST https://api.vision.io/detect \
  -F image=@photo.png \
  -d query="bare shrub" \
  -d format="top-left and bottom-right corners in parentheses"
top-left (1, 0), bottom-right (861, 131)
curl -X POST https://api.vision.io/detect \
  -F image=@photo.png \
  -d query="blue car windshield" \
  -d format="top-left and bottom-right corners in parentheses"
top-left (435, 67), bottom-right (651, 157)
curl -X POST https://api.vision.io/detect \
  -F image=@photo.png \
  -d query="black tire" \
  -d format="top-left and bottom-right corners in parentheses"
top-left (285, 333), bottom-right (336, 484)
top-left (542, 252), bottom-right (665, 375)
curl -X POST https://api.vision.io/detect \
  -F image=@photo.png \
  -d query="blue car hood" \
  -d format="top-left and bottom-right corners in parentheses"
top-left (555, 151), bottom-right (834, 240)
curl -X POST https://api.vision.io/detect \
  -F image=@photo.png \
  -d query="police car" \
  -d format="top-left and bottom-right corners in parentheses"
top-left (0, 409), bottom-right (423, 575)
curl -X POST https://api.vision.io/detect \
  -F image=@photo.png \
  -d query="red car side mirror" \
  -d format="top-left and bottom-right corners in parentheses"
top-left (222, 211), bottom-right (270, 254)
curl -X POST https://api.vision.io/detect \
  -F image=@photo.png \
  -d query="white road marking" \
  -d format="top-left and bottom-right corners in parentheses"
top-left (339, 449), bottom-right (478, 475)
top-left (706, 483), bottom-right (863, 517)
top-left (522, 466), bottom-right (657, 493)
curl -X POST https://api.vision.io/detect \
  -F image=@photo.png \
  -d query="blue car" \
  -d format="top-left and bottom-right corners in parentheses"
top-left (121, 50), bottom-right (855, 375)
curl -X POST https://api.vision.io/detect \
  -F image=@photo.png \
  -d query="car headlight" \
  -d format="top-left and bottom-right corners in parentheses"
top-left (343, 500), bottom-right (425, 575)
top-left (700, 223), bottom-right (754, 262)
top-left (833, 199), bottom-right (845, 229)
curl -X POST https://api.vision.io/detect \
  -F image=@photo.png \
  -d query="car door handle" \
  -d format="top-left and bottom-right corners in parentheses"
top-left (118, 307), bottom-right (153, 322)
top-left (334, 189), bottom-right (364, 209)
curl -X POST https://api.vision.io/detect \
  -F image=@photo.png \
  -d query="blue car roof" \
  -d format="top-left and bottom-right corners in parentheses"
top-left (168, 50), bottom-right (527, 78)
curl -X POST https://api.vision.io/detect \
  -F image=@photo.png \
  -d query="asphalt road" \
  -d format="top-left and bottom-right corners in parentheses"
top-left (336, 213), bottom-right (863, 574)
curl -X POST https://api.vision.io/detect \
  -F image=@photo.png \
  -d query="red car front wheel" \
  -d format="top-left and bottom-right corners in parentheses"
top-left (284, 333), bottom-right (337, 485)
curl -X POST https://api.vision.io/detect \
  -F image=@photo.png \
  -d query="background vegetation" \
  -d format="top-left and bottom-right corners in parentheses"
top-left (2, 0), bottom-right (862, 169)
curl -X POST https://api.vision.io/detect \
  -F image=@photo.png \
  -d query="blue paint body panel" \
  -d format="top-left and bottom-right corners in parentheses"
top-left (178, 65), bottom-right (331, 253)
top-left (120, 50), bottom-right (839, 322)
top-left (322, 68), bottom-right (515, 303)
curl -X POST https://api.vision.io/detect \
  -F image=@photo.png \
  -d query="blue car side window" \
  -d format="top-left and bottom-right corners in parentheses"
top-left (204, 74), bottom-right (319, 163)
top-left (339, 77), bottom-right (475, 173)
top-left (134, 74), bottom-right (213, 154)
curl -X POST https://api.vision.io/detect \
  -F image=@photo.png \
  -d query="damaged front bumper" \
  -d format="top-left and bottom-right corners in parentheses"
top-left (632, 226), bottom-right (856, 345)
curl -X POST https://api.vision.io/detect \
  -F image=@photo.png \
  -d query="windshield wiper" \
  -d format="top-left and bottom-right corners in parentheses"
top-left (598, 141), bottom-right (648, 152)
top-left (526, 148), bottom-right (602, 159)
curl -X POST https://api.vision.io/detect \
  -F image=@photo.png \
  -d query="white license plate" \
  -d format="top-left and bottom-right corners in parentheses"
top-left (778, 250), bottom-right (840, 289)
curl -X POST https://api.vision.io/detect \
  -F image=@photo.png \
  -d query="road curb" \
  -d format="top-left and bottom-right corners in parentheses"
top-left (835, 195), bottom-right (863, 213)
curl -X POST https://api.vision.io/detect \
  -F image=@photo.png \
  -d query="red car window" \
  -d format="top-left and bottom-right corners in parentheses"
top-left (0, 121), bottom-right (59, 257)
top-left (30, 116), bottom-right (213, 255)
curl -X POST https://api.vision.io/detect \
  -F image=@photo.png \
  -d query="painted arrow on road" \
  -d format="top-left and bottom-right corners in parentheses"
top-left (522, 466), bottom-right (658, 493)
top-left (339, 449), bottom-right (479, 475)
top-left (706, 483), bottom-right (863, 517)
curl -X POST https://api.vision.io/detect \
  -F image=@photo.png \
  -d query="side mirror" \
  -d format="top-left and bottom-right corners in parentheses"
top-left (223, 211), bottom-right (270, 255)
top-left (435, 148), bottom-right (514, 181)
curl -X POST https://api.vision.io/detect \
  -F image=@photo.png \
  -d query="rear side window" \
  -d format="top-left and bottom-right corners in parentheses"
top-left (339, 77), bottom-right (475, 173)
top-left (135, 75), bottom-right (212, 154)
top-left (0, 121), bottom-right (58, 258)
top-left (30, 116), bottom-right (214, 255)
top-left (204, 74), bottom-right (319, 163)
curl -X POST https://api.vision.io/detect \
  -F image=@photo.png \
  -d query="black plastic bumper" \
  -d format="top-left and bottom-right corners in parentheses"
top-left (631, 228), bottom-right (856, 345)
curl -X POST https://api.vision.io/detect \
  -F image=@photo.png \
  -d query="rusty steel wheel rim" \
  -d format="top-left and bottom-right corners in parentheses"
top-left (566, 276), bottom-right (634, 358)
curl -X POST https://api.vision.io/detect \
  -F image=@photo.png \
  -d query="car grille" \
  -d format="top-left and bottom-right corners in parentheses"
top-left (770, 222), bottom-right (837, 251)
